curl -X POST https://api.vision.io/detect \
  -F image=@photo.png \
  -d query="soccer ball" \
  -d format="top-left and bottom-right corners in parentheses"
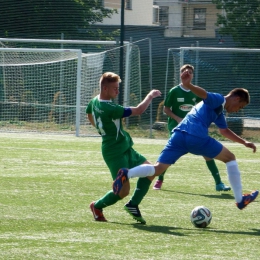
top-left (190, 206), bottom-right (212, 228)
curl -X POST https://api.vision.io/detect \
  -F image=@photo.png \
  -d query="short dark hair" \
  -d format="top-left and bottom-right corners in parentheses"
top-left (229, 88), bottom-right (250, 104)
top-left (180, 64), bottom-right (194, 73)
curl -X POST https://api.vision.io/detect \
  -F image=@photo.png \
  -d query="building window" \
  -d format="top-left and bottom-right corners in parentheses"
top-left (153, 5), bottom-right (160, 24)
top-left (153, 5), bottom-right (168, 26)
top-left (160, 6), bottom-right (169, 26)
top-left (193, 8), bottom-right (206, 30)
top-left (125, 0), bottom-right (132, 10)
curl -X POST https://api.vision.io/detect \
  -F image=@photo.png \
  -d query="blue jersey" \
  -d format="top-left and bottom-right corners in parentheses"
top-left (174, 92), bottom-right (228, 138)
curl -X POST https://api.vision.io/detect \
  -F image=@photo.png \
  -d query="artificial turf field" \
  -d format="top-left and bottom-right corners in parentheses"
top-left (0, 133), bottom-right (260, 259)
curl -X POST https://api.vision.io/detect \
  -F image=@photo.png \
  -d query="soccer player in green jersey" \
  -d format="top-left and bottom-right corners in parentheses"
top-left (153, 64), bottom-right (231, 192)
top-left (87, 72), bottom-right (161, 224)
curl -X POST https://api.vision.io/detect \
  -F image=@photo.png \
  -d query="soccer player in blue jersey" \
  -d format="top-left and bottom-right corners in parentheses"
top-left (153, 64), bottom-right (230, 192)
top-left (114, 69), bottom-right (258, 210)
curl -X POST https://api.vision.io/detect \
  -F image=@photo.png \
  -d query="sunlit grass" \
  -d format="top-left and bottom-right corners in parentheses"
top-left (0, 133), bottom-right (259, 259)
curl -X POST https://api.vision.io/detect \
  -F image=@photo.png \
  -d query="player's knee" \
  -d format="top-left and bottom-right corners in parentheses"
top-left (118, 182), bottom-right (130, 198)
top-left (119, 189), bottom-right (129, 198)
top-left (154, 163), bottom-right (168, 176)
top-left (225, 152), bottom-right (236, 163)
top-left (147, 176), bottom-right (155, 181)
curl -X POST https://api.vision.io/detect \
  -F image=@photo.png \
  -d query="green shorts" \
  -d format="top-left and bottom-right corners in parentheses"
top-left (104, 147), bottom-right (146, 180)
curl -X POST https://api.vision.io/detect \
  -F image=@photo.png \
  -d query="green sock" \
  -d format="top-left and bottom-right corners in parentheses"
top-left (130, 177), bottom-right (152, 206)
top-left (158, 170), bottom-right (166, 181)
top-left (94, 190), bottom-right (121, 209)
top-left (206, 160), bottom-right (221, 185)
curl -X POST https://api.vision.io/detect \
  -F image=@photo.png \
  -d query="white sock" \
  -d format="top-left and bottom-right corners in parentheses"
top-left (128, 164), bottom-right (155, 178)
top-left (226, 160), bottom-right (242, 203)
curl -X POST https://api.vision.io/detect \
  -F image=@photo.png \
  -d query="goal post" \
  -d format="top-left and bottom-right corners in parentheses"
top-left (0, 47), bottom-right (84, 135)
top-left (0, 38), bottom-right (152, 137)
top-left (163, 46), bottom-right (260, 136)
top-left (79, 38), bottom-right (153, 137)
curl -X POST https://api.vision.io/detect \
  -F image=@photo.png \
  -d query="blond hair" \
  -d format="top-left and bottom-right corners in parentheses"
top-left (99, 72), bottom-right (121, 89)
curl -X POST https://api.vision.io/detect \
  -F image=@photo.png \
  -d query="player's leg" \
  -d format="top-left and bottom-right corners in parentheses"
top-left (153, 130), bottom-right (187, 176)
top-left (113, 161), bottom-right (170, 195)
top-left (90, 154), bottom-right (129, 221)
top-left (124, 170), bottom-right (153, 223)
top-left (153, 171), bottom-right (166, 190)
top-left (124, 149), bottom-right (154, 224)
top-left (187, 135), bottom-right (258, 209)
top-left (113, 131), bottom-right (187, 195)
top-left (90, 189), bottom-right (121, 222)
top-left (114, 130), bottom-right (187, 194)
top-left (200, 138), bottom-right (258, 209)
top-left (113, 164), bottom-right (155, 194)
top-left (153, 131), bottom-right (173, 190)
top-left (203, 157), bottom-right (231, 192)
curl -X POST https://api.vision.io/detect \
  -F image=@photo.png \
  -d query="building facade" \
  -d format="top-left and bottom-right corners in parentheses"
top-left (101, 0), bottom-right (222, 38)
top-left (154, 0), bottom-right (220, 37)
top-left (102, 0), bottom-right (155, 26)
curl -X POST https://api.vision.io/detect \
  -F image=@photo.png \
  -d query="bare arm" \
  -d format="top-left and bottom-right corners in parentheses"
top-left (87, 113), bottom-right (95, 127)
top-left (219, 128), bottom-right (256, 153)
top-left (181, 70), bottom-right (207, 99)
top-left (164, 106), bottom-right (182, 124)
top-left (130, 89), bottom-right (161, 116)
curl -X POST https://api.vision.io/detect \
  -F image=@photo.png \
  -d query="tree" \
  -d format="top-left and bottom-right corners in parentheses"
top-left (0, 0), bottom-right (117, 39)
top-left (213, 0), bottom-right (260, 47)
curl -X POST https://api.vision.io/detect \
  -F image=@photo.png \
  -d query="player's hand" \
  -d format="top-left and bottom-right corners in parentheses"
top-left (149, 89), bottom-right (162, 99)
top-left (244, 141), bottom-right (256, 153)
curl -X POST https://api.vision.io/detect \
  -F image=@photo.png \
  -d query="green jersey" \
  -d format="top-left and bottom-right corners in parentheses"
top-left (86, 95), bottom-right (133, 160)
top-left (164, 84), bottom-right (202, 132)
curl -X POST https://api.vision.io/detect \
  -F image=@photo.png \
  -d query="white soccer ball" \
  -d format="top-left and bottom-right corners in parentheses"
top-left (190, 205), bottom-right (212, 228)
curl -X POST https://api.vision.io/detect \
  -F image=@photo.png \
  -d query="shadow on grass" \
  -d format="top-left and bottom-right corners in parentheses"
top-left (136, 225), bottom-right (260, 237)
top-left (110, 222), bottom-right (260, 237)
top-left (110, 221), bottom-right (189, 236)
top-left (162, 189), bottom-right (234, 200)
top-left (201, 228), bottom-right (260, 236)
top-left (132, 224), bottom-right (188, 236)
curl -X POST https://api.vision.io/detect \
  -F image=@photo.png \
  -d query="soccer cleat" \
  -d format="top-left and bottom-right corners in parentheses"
top-left (216, 182), bottom-right (231, 192)
top-left (124, 201), bottom-right (146, 224)
top-left (236, 190), bottom-right (259, 210)
top-left (112, 168), bottom-right (129, 195)
top-left (90, 201), bottom-right (107, 222)
top-left (153, 180), bottom-right (163, 190)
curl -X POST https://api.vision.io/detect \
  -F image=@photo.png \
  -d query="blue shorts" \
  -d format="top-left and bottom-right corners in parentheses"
top-left (157, 130), bottom-right (223, 165)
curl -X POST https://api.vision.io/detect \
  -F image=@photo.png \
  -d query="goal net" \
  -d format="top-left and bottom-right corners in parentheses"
top-left (0, 43), bottom-right (143, 136)
top-left (163, 47), bottom-right (260, 137)
top-left (80, 43), bottom-right (142, 136)
top-left (0, 48), bottom-right (82, 134)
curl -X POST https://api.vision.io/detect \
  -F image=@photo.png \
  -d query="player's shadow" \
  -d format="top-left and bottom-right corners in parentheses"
top-left (132, 224), bottom-right (187, 236)
top-left (110, 221), bottom-right (187, 236)
top-left (132, 224), bottom-right (260, 237)
top-left (162, 189), bottom-right (234, 200)
top-left (110, 221), bottom-right (260, 237)
top-left (203, 228), bottom-right (260, 236)
top-left (110, 222), bottom-right (189, 236)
